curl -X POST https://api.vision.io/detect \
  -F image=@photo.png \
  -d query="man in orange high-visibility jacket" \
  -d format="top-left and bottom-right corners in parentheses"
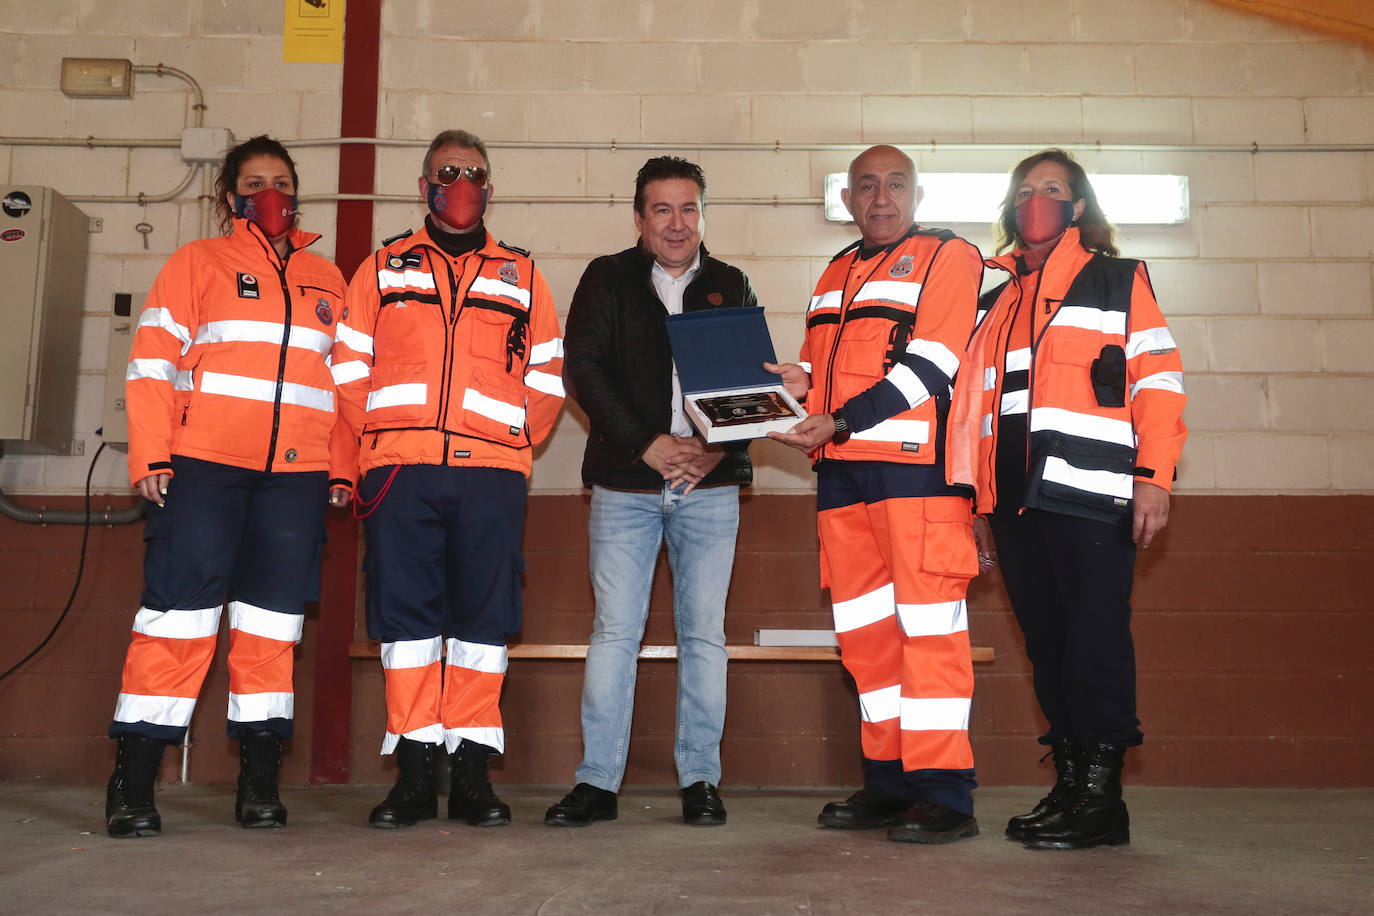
top-left (331, 130), bottom-right (564, 830)
top-left (769, 145), bottom-right (982, 845)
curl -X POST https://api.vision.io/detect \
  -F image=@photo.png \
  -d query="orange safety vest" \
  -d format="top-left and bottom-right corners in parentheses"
top-left (331, 227), bottom-right (564, 481)
top-left (800, 227), bottom-right (981, 464)
top-left (947, 229), bottom-right (1187, 520)
top-left (124, 219), bottom-right (347, 485)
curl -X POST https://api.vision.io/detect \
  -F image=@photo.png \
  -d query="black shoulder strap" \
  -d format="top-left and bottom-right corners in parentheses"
top-left (380, 228), bottom-right (412, 247)
top-left (828, 239), bottom-right (861, 263)
top-left (497, 240), bottom-right (531, 258)
top-left (1065, 253), bottom-right (1138, 315)
top-left (912, 225), bottom-right (957, 242)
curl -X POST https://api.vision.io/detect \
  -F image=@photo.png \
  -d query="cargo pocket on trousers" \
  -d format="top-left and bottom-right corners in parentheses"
top-left (919, 499), bottom-right (979, 581)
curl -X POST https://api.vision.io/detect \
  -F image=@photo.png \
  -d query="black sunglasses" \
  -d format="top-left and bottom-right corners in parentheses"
top-left (433, 164), bottom-right (489, 188)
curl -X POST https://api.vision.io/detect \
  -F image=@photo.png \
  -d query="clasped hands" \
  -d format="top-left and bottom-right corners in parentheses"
top-left (642, 434), bottom-right (725, 494)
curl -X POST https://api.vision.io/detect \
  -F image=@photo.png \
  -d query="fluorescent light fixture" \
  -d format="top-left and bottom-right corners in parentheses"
top-left (60, 58), bottom-right (134, 99)
top-left (824, 172), bottom-right (1190, 225)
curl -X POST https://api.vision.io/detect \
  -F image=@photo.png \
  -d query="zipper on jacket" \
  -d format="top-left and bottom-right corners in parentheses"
top-left (297, 284), bottom-right (334, 297)
top-left (264, 264), bottom-right (293, 473)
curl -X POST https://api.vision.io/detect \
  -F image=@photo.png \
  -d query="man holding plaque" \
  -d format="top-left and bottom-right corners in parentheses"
top-left (768, 145), bottom-right (984, 845)
top-left (546, 156), bottom-right (756, 828)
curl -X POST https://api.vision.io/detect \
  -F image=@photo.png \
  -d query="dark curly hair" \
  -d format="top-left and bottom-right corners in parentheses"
top-left (633, 156), bottom-right (706, 214)
top-left (213, 135), bottom-right (299, 235)
top-left (995, 149), bottom-right (1118, 257)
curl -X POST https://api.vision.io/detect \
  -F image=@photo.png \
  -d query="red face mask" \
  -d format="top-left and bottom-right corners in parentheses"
top-left (234, 188), bottom-right (297, 238)
top-left (427, 179), bottom-right (489, 231)
top-left (1015, 194), bottom-right (1076, 247)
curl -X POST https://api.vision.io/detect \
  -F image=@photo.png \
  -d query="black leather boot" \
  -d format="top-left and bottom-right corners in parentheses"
top-left (236, 730), bottom-right (287, 828)
top-left (817, 786), bottom-right (910, 829)
top-left (1021, 742), bottom-right (1130, 850)
top-left (369, 737), bottom-right (439, 828)
top-left (1005, 737), bottom-right (1082, 840)
top-left (447, 740), bottom-right (510, 826)
top-left (106, 734), bottom-right (166, 839)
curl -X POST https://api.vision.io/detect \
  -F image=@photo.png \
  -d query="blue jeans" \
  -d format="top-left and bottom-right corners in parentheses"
top-left (575, 483), bottom-right (740, 791)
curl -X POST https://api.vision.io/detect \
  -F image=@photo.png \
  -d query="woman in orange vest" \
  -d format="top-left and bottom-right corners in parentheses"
top-left (104, 136), bottom-right (349, 838)
top-left (951, 149), bottom-right (1186, 850)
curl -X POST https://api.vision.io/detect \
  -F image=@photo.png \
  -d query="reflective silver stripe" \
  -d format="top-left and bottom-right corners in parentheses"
top-left (381, 724), bottom-right (444, 756)
top-left (113, 693), bottom-right (197, 727)
top-left (1042, 456), bottom-right (1134, 500)
top-left (906, 338), bottom-right (960, 380)
top-left (132, 606), bottom-right (221, 639)
top-left (229, 600), bottom-right (303, 643)
top-left (444, 726), bottom-right (505, 755)
top-left (138, 307), bottom-right (193, 350)
top-left (900, 697), bottom-right (971, 732)
top-left (367, 382), bottom-right (428, 411)
top-left (858, 685), bottom-right (901, 723)
top-left (529, 337), bottom-right (563, 365)
top-left (377, 268), bottom-right (436, 291)
top-left (334, 322), bottom-right (374, 356)
top-left (1031, 407), bottom-right (1135, 447)
top-left (799, 361), bottom-right (813, 374)
top-left (856, 279), bottom-right (921, 307)
top-left (832, 582), bottom-right (895, 633)
top-left (851, 418), bottom-right (929, 444)
top-left (469, 275), bottom-right (530, 308)
top-left (127, 358), bottom-right (177, 383)
top-left (174, 369), bottom-right (194, 391)
top-left (1006, 347), bottom-right (1031, 373)
top-left (445, 638), bottom-right (508, 675)
top-left (1127, 326), bottom-right (1177, 360)
top-left (886, 363), bottom-right (930, 407)
top-left (525, 368), bottom-right (564, 397)
top-left (808, 290), bottom-right (842, 313)
top-left (331, 360), bottom-right (370, 385)
top-left (999, 389), bottom-right (1028, 416)
top-left (1054, 305), bottom-right (1126, 336)
top-left (462, 388), bottom-right (525, 428)
top-left (380, 637), bottom-right (442, 670)
top-left (896, 598), bottom-right (968, 637)
top-left (981, 413), bottom-right (994, 438)
top-left (983, 366), bottom-right (997, 390)
top-left (227, 691), bottom-right (294, 723)
top-left (193, 319), bottom-right (332, 356)
top-left (198, 370), bottom-right (334, 412)
top-left (1131, 370), bottom-right (1185, 399)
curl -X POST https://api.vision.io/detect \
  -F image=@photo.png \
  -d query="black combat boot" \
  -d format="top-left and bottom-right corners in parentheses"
top-left (369, 737), bottom-right (439, 828)
top-left (1021, 742), bottom-right (1130, 850)
top-left (447, 740), bottom-right (511, 827)
top-left (817, 785), bottom-right (910, 829)
top-left (1005, 737), bottom-right (1082, 840)
top-left (106, 734), bottom-right (166, 839)
top-left (236, 730), bottom-right (287, 828)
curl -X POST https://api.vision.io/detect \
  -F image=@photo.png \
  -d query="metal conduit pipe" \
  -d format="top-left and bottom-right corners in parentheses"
top-left (0, 485), bottom-right (144, 526)
top-left (66, 162), bottom-right (202, 205)
top-left (300, 192), bottom-right (823, 206)
top-left (131, 63), bottom-right (206, 128)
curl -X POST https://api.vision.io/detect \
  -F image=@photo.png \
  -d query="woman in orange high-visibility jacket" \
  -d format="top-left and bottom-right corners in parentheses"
top-left (105, 136), bottom-right (349, 839)
top-left (948, 149), bottom-right (1186, 851)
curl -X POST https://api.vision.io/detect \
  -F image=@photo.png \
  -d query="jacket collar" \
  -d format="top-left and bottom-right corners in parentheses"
top-left (411, 223), bottom-right (500, 258)
top-left (231, 217), bottom-right (321, 264)
top-left (985, 226), bottom-right (1091, 277)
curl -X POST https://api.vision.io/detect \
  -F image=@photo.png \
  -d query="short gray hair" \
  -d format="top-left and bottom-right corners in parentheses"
top-left (422, 129), bottom-right (490, 178)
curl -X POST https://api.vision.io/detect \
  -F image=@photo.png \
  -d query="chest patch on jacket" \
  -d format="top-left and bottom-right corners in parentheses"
top-left (237, 273), bottom-right (259, 298)
top-left (889, 255), bottom-right (914, 278)
top-left (316, 299), bottom-right (333, 325)
top-left (498, 260), bottom-right (520, 285)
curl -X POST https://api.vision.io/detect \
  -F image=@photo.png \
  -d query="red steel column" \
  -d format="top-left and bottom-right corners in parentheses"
top-left (310, 0), bottom-right (381, 785)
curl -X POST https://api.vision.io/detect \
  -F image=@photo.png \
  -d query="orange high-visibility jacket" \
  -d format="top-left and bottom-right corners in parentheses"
top-left (799, 227), bottom-right (982, 464)
top-left (947, 228), bottom-right (1187, 521)
top-left (124, 219), bottom-right (348, 485)
top-left (331, 227), bottom-right (564, 481)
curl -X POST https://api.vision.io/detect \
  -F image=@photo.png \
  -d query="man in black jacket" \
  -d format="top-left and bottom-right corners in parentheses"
top-left (545, 157), bottom-right (755, 828)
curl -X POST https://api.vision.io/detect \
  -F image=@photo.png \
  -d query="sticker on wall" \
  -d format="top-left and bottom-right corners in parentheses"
top-left (0, 229), bottom-right (24, 242)
top-left (283, 0), bottom-right (344, 64)
top-left (2, 191), bottom-right (32, 218)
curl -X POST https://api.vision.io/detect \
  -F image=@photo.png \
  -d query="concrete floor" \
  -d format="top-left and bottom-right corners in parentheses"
top-left (1, 785), bottom-right (1369, 914)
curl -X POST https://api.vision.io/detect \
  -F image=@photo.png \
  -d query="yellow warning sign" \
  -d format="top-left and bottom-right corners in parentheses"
top-left (283, 0), bottom-right (345, 64)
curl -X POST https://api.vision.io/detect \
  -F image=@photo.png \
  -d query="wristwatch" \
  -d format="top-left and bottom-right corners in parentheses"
top-left (831, 410), bottom-right (851, 444)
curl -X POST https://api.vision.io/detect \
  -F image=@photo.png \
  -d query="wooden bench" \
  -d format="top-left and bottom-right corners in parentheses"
top-left (348, 641), bottom-right (995, 663)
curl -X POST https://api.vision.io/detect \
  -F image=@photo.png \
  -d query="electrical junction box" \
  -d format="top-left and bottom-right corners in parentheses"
top-left (0, 187), bottom-right (89, 452)
top-left (181, 127), bottom-right (235, 163)
top-left (102, 292), bottom-right (145, 447)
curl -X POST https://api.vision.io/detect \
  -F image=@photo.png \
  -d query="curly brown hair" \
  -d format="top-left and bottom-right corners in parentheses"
top-left (213, 135), bottom-right (299, 235)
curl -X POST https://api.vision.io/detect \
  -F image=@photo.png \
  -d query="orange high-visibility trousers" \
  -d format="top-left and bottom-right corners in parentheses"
top-left (819, 494), bottom-right (978, 773)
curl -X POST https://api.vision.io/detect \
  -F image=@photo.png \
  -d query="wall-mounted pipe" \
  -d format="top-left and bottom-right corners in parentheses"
top-left (0, 486), bottom-right (145, 525)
